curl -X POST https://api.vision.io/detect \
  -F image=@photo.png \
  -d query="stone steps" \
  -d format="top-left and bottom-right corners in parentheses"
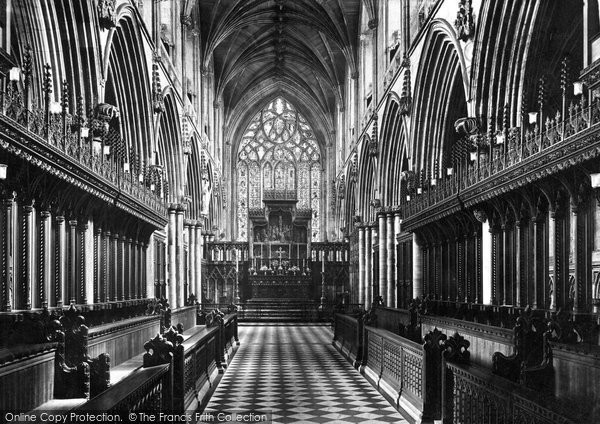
top-left (240, 299), bottom-right (326, 322)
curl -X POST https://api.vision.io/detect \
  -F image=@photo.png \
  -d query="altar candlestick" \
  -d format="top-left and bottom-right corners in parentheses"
top-left (322, 251), bottom-right (325, 272)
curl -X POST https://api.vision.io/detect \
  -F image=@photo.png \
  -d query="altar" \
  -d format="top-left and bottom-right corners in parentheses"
top-left (248, 274), bottom-right (313, 299)
top-left (245, 190), bottom-right (315, 300)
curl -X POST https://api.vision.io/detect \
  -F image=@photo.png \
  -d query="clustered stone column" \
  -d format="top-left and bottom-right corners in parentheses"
top-left (378, 211), bottom-right (387, 305)
top-left (195, 222), bottom-right (203, 302)
top-left (393, 210), bottom-right (402, 304)
top-left (168, 206), bottom-right (177, 307)
top-left (386, 211), bottom-right (395, 308)
top-left (357, 224), bottom-right (365, 307)
top-left (362, 208), bottom-right (400, 308)
top-left (175, 205), bottom-right (186, 308)
top-left (186, 220), bottom-right (196, 303)
top-left (183, 219), bottom-right (204, 304)
top-left (364, 224), bottom-right (373, 308)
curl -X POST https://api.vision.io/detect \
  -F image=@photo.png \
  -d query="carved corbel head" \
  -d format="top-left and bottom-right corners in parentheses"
top-left (472, 208), bottom-right (487, 223)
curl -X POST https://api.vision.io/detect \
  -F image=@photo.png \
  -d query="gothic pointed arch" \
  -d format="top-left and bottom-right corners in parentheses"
top-left (235, 97), bottom-right (323, 242)
top-left (104, 10), bottom-right (153, 173)
top-left (379, 94), bottom-right (409, 206)
top-left (357, 135), bottom-right (377, 222)
top-left (411, 20), bottom-right (469, 179)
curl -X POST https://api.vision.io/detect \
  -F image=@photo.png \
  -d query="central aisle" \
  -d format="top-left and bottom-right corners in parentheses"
top-left (201, 325), bottom-right (408, 424)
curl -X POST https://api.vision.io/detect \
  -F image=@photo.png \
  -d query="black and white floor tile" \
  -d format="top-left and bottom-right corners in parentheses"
top-left (201, 325), bottom-right (408, 424)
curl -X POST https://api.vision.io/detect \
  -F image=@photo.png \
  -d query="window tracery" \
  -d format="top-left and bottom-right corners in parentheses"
top-left (237, 98), bottom-right (322, 241)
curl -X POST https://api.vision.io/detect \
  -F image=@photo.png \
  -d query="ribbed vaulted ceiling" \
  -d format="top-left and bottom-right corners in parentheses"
top-left (199, 0), bottom-right (361, 140)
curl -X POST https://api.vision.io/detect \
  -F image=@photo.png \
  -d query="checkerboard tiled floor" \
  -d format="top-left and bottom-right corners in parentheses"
top-left (201, 325), bottom-right (408, 424)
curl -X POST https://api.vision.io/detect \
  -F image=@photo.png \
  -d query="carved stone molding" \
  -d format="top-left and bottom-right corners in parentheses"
top-left (97, 0), bottom-right (117, 30)
top-left (454, 0), bottom-right (475, 42)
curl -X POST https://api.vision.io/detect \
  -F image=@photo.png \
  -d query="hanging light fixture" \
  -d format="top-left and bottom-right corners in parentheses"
top-left (495, 131), bottom-right (505, 145)
top-left (92, 138), bottom-right (102, 155)
top-left (528, 111), bottom-right (538, 124)
top-left (9, 67), bottom-right (21, 82)
top-left (0, 164), bottom-right (8, 180)
top-left (49, 101), bottom-right (62, 115)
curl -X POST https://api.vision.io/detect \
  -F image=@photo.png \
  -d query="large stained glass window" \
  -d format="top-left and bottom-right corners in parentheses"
top-left (237, 98), bottom-right (322, 241)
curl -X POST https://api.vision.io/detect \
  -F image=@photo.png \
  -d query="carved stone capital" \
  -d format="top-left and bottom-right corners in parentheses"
top-left (180, 14), bottom-right (192, 27)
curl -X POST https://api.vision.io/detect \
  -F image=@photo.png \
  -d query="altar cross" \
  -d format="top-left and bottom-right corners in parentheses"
top-left (276, 247), bottom-right (285, 261)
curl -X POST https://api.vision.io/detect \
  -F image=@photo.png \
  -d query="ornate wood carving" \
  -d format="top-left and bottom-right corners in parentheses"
top-left (53, 305), bottom-right (112, 399)
top-left (89, 353), bottom-right (111, 397)
top-left (443, 331), bottom-right (470, 364)
top-left (143, 333), bottom-right (177, 368)
top-left (403, 117), bottom-right (600, 231)
top-left (492, 307), bottom-right (546, 382)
